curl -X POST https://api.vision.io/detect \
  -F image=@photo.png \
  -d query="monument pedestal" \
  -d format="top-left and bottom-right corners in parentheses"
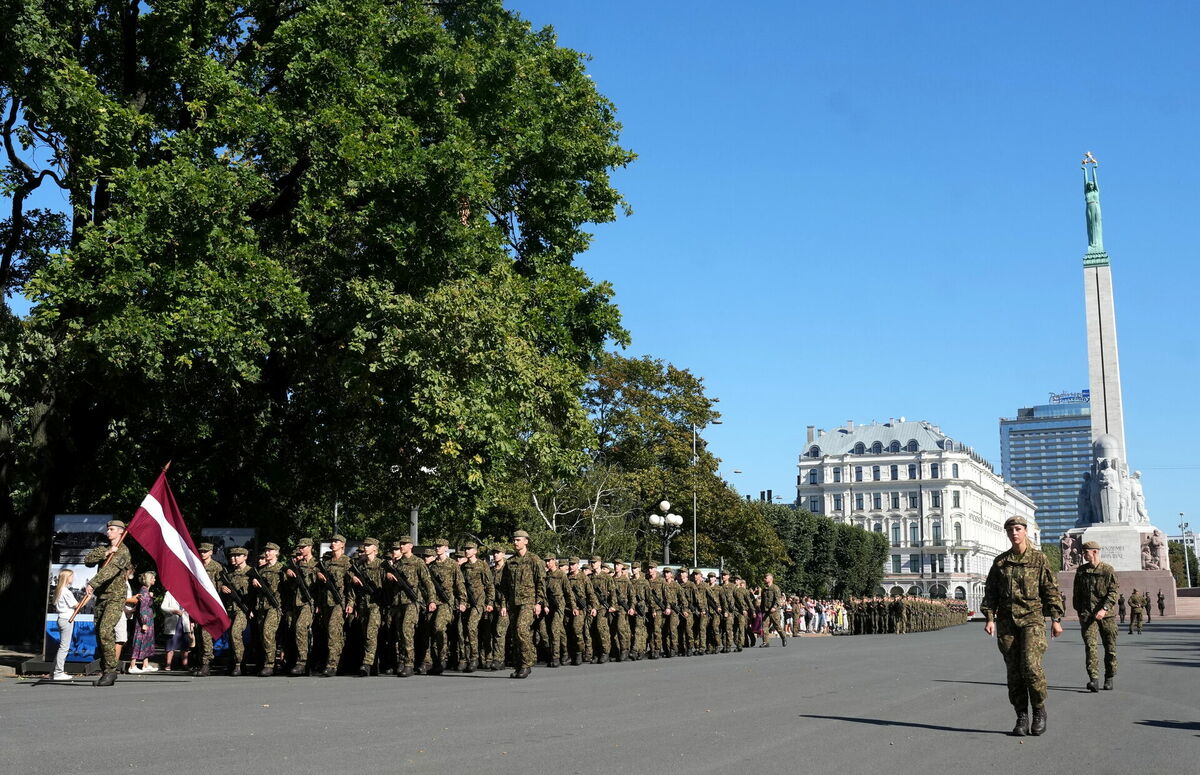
top-left (1058, 524), bottom-right (1177, 617)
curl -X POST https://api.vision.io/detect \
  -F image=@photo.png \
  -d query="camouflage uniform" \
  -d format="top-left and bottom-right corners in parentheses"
top-left (458, 551), bottom-right (495, 671)
top-left (1117, 594), bottom-right (1126, 623)
top-left (224, 555), bottom-right (252, 670)
top-left (589, 560), bottom-right (614, 662)
top-left (427, 545), bottom-right (467, 672)
top-left (383, 543), bottom-right (436, 675)
top-left (285, 549), bottom-right (317, 672)
top-left (83, 540), bottom-right (133, 674)
top-left (317, 552), bottom-right (351, 674)
top-left (485, 551), bottom-right (510, 670)
top-left (610, 566), bottom-right (633, 660)
top-left (501, 541), bottom-right (546, 672)
top-left (198, 556), bottom-right (223, 667)
top-left (1073, 557), bottom-right (1119, 683)
top-left (759, 581), bottom-right (786, 646)
top-left (981, 543), bottom-right (1063, 712)
top-left (567, 561), bottom-right (595, 663)
top-left (631, 569), bottom-right (651, 658)
top-left (1128, 590), bottom-right (1145, 634)
top-left (254, 555), bottom-right (285, 674)
top-left (351, 550), bottom-right (384, 671)
top-left (542, 556), bottom-right (571, 666)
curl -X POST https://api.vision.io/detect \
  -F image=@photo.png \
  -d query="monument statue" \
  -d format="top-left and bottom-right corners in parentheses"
top-left (1083, 152), bottom-right (1104, 254)
top-left (1129, 471), bottom-right (1148, 524)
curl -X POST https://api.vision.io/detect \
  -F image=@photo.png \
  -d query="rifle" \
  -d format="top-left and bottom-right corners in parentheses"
top-left (428, 562), bottom-right (451, 606)
top-left (381, 559), bottom-right (419, 604)
top-left (348, 559), bottom-right (381, 604)
top-left (288, 558), bottom-right (314, 606)
top-left (316, 558), bottom-right (344, 607)
top-left (219, 568), bottom-right (252, 616)
top-left (246, 566), bottom-right (281, 609)
top-left (461, 563), bottom-right (478, 609)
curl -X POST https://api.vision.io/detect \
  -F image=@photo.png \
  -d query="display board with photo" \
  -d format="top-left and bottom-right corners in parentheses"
top-left (43, 514), bottom-right (114, 662)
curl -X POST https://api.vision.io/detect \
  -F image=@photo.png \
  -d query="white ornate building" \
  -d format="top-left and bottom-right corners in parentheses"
top-left (796, 419), bottom-right (1037, 613)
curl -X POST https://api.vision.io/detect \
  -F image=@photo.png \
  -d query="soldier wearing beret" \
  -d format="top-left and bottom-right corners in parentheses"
top-left (981, 515), bottom-right (1063, 736)
top-left (315, 535), bottom-right (352, 677)
top-left (221, 547), bottom-right (253, 675)
top-left (285, 538), bottom-right (317, 676)
top-left (194, 543), bottom-right (223, 676)
top-left (83, 521), bottom-right (133, 686)
top-left (251, 542), bottom-right (285, 676)
top-left (1073, 541), bottom-right (1119, 691)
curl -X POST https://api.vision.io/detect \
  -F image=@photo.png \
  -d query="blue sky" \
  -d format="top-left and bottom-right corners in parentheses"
top-left (8, 2), bottom-right (1197, 533)
top-left (504, 0), bottom-right (1199, 530)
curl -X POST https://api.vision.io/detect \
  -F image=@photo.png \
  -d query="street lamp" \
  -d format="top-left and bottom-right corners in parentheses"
top-left (1181, 513), bottom-right (1191, 588)
top-left (649, 500), bottom-right (685, 565)
top-left (692, 417), bottom-right (722, 568)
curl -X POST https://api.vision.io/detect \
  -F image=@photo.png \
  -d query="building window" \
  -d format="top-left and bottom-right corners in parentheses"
top-left (952, 463), bottom-right (959, 478)
top-left (930, 463), bottom-right (940, 479)
top-left (872, 465), bottom-right (881, 481)
top-left (931, 492), bottom-right (942, 508)
top-left (906, 440), bottom-right (918, 453)
top-left (954, 586), bottom-right (966, 600)
top-left (854, 466), bottom-right (863, 482)
top-left (910, 523), bottom-right (920, 545)
top-left (872, 493), bottom-right (882, 510)
top-left (808, 469), bottom-right (819, 485)
top-left (890, 464), bottom-right (899, 480)
top-left (833, 494), bottom-right (843, 511)
top-left (833, 467), bottom-right (842, 483)
top-left (889, 441), bottom-right (901, 453)
top-left (807, 445), bottom-right (821, 458)
top-left (952, 491), bottom-right (961, 508)
top-left (908, 491), bottom-right (920, 508)
top-left (910, 554), bottom-right (921, 573)
top-left (891, 524), bottom-right (901, 545)
top-left (855, 493), bottom-right (864, 510)
top-left (873, 523), bottom-right (883, 534)
top-left (871, 441), bottom-right (883, 454)
top-left (931, 522), bottom-right (942, 545)
top-left (892, 555), bottom-right (902, 574)
top-left (908, 464), bottom-right (917, 479)
top-left (936, 556), bottom-right (945, 573)
top-left (853, 442), bottom-right (865, 454)
top-left (890, 493), bottom-right (900, 509)
top-left (954, 523), bottom-right (962, 544)
top-left (809, 496), bottom-right (821, 513)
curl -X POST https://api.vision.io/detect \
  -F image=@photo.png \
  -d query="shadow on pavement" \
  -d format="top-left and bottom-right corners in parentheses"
top-left (798, 713), bottom-right (1006, 735)
top-left (1135, 719), bottom-right (1200, 736)
top-left (932, 679), bottom-right (1083, 692)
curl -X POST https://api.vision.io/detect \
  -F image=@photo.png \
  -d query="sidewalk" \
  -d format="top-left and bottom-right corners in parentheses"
top-left (0, 646), bottom-right (37, 678)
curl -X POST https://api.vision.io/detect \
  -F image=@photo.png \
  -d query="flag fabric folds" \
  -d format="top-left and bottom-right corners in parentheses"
top-left (127, 472), bottom-right (231, 639)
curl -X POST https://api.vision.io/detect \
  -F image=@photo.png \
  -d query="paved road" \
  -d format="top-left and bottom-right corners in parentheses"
top-left (4, 620), bottom-right (1197, 774)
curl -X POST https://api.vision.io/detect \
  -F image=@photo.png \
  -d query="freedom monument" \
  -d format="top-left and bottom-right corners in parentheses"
top-left (1058, 153), bottom-right (1176, 616)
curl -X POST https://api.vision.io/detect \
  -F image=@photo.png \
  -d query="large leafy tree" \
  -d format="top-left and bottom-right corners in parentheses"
top-left (0, 0), bottom-right (632, 643)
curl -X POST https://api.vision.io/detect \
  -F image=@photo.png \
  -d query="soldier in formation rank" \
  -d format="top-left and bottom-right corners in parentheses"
top-left (314, 535), bottom-right (351, 676)
top-left (457, 541), bottom-right (494, 672)
top-left (500, 530), bottom-right (545, 678)
top-left (250, 542), bottom-right (284, 676)
top-left (195, 543), bottom-right (223, 676)
top-left (219, 547), bottom-right (253, 675)
top-left (284, 538), bottom-right (317, 675)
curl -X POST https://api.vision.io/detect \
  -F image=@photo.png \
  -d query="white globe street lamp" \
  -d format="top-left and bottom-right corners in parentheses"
top-left (650, 501), bottom-right (685, 565)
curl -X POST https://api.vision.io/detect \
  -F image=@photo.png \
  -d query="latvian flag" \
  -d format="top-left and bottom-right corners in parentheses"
top-left (127, 471), bottom-right (231, 639)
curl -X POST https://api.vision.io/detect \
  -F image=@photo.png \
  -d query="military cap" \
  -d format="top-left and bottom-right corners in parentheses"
top-left (462, 540), bottom-right (478, 550)
top-left (512, 529), bottom-right (530, 539)
top-left (1082, 540), bottom-right (1102, 550)
top-left (390, 540), bottom-right (406, 550)
top-left (433, 537), bottom-right (449, 547)
top-left (295, 537), bottom-right (314, 548)
top-left (490, 544), bottom-right (507, 554)
top-left (229, 547), bottom-right (249, 557)
top-left (721, 569), bottom-right (731, 576)
top-left (264, 542), bottom-right (281, 551)
top-left (1002, 515), bottom-right (1027, 529)
top-left (613, 558), bottom-right (626, 566)
top-left (106, 520), bottom-right (127, 530)
top-left (329, 533), bottom-right (346, 543)
top-left (707, 572), bottom-right (716, 578)
top-left (569, 556), bottom-right (581, 565)
top-left (397, 535), bottom-right (414, 545)
top-left (198, 542), bottom-right (214, 552)
top-left (590, 555), bottom-right (603, 563)
top-left (544, 552), bottom-right (557, 561)
top-left (362, 536), bottom-right (380, 547)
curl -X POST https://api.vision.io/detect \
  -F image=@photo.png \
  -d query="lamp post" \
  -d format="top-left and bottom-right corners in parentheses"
top-left (692, 417), bottom-right (722, 569)
top-left (1181, 513), bottom-right (1191, 587)
top-left (649, 500), bottom-right (685, 565)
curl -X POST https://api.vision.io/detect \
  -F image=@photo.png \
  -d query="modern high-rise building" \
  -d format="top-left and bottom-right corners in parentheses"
top-left (999, 391), bottom-right (1092, 541)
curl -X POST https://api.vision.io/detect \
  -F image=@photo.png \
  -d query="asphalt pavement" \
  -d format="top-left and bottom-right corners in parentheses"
top-left (3, 619), bottom-right (1197, 775)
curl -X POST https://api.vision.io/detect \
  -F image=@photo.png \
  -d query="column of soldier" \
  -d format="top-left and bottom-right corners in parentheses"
top-left (200, 530), bottom-right (791, 680)
top-left (845, 596), bottom-right (969, 635)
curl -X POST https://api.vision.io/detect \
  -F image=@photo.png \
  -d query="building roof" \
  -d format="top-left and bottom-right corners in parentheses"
top-left (803, 420), bottom-right (995, 471)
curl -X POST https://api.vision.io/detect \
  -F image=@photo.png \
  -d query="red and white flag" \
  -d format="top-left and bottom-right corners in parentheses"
top-left (127, 471), bottom-right (231, 639)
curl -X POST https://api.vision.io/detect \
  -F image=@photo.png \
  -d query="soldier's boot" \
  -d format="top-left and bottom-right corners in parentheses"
top-left (781, 637), bottom-right (787, 647)
top-left (94, 671), bottom-right (119, 687)
top-left (359, 663), bottom-right (371, 677)
top-left (1103, 677), bottom-right (1114, 690)
top-left (197, 664), bottom-right (211, 677)
top-left (1030, 706), bottom-right (1047, 736)
top-left (321, 666), bottom-right (336, 677)
top-left (289, 661), bottom-right (306, 676)
top-left (259, 666), bottom-right (274, 677)
top-left (509, 666), bottom-right (531, 679)
top-left (1011, 708), bottom-right (1029, 737)
top-left (456, 661), bottom-right (467, 672)
top-left (571, 653), bottom-right (582, 666)
top-left (596, 654), bottom-right (608, 664)
top-left (230, 665), bottom-right (242, 676)
top-left (427, 661), bottom-right (445, 676)
top-left (397, 665), bottom-right (413, 678)
top-left (1086, 677), bottom-right (1100, 692)
top-left (548, 659), bottom-right (559, 668)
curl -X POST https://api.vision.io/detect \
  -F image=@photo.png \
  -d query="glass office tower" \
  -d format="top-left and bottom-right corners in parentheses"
top-left (999, 392), bottom-right (1092, 541)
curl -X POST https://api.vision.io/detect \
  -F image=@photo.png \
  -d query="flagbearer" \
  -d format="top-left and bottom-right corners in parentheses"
top-left (195, 543), bottom-right (222, 676)
top-left (83, 520), bottom-right (133, 686)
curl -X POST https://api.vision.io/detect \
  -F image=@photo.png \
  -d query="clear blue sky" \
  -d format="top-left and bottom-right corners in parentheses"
top-left (505, 0), bottom-right (1199, 530)
top-left (8, 2), bottom-right (1197, 534)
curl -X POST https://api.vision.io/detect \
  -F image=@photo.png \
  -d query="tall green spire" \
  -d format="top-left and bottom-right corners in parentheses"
top-left (1082, 152), bottom-right (1109, 267)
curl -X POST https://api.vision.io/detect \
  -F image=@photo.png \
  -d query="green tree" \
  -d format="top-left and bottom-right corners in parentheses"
top-left (0, 0), bottom-right (632, 644)
top-left (1040, 542), bottom-right (1063, 573)
top-left (1168, 540), bottom-right (1198, 588)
